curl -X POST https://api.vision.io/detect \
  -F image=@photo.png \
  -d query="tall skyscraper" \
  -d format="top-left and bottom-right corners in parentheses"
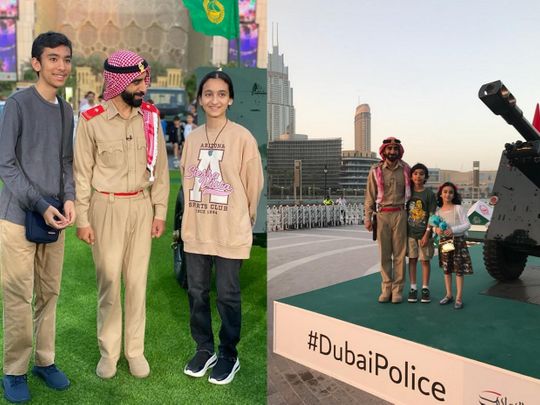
top-left (268, 30), bottom-right (295, 142)
top-left (354, 103), bottom-right (371, 154)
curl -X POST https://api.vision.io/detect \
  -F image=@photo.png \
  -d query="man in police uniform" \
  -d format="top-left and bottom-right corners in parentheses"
top-left (74, 50), bottom-right (169, 379)
top-left (364, 137), bottom-right (410, 304)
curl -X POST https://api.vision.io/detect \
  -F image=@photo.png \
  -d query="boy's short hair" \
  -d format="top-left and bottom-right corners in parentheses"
top-left (411, 163), bottom-right (429, 183)
top-left (173, 116), bottom-right (181, 121)
top-left (31, 31), bottom-right (72, 61)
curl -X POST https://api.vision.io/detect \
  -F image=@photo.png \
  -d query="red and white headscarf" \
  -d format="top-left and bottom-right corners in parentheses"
top-left (378, 136), bottom-right (404, 160)
top-left (375, 136), bottom-right (411, 204)
top-left (103, 50), bottom-right (159, 181)
top-left (103, 50), bottom-right (151, 100)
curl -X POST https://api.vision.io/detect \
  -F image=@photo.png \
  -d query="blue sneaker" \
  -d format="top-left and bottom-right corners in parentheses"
top-left (32, 364), bottom-right (70, 390)
top-left (2, 374), bottom-right (30, 403)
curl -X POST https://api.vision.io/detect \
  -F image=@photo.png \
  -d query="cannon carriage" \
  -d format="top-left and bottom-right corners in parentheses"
top-left (478, 80), bottom-right (540, 280)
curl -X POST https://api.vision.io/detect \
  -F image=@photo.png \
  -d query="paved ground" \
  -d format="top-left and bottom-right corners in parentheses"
top-left (267, 226), bottom-right (391, 405)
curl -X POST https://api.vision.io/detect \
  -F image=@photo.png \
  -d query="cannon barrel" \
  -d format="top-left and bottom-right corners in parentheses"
top-left (478, 80), bottom-right (540, 142)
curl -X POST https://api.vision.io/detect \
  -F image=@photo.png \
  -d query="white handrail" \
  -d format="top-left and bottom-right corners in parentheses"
top-left (266, 204), bottom-right (364, 232)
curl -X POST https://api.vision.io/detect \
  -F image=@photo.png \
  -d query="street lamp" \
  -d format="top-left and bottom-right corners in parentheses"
top-left (323, 164), bottom-right (328, 197)
top-left (280, 186), bottom-right (284, 201)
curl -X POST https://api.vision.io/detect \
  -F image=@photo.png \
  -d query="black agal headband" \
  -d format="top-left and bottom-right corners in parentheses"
top-left (104, 59), bottom-right (148, 74)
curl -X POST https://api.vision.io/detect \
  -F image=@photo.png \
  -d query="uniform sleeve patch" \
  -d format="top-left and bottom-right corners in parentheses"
top-left (81, 105), bottom-right (105, 120)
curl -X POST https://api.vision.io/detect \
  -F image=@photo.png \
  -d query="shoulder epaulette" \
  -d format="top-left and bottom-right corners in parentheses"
top-left (141, 102), bottom-right (159, 114)
top-left (81, 105), bottom-right (105, 121)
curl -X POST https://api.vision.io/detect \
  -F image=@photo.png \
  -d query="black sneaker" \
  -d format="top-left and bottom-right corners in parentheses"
top-left (407, 288), bottom-right (418, 303)
top-left (183, 351), bottom-right (217, 378)
top-left (421, 288), bottom-right (431, 303)
top-left (208, 357), bottom-right (240, 385)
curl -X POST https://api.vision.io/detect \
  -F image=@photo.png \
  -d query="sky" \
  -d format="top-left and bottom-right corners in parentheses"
top-left (267, 0), bottom-right (540, 171)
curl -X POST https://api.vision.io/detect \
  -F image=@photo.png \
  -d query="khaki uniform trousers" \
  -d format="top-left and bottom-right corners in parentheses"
top-left (376, 210), bottom-right (407, 297)
top-left (0, 220), bottom-right (65, 375)
top-left (89, 191), bottom-right (152, 361)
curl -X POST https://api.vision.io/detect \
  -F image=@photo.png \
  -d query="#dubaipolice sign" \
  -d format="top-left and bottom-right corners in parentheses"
top-left (274, 302), bottom-right (540, 405)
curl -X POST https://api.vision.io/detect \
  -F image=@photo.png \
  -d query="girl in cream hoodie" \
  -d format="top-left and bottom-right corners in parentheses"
top-left (180, 70), bottom-right (263, 385)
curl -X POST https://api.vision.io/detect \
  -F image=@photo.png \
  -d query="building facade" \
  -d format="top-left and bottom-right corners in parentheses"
top-left (268, 138), bottom-right (341, 199)
top-left (341, 151), bottom-right (379, 197)
top-left (436, 169), bottom-right (496, 200)
top-left (267, 42), bottom-right (295, 142)
top-left (33, 0), bottom-right (190, 69)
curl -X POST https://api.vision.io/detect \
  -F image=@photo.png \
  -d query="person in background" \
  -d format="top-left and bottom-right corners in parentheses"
top-left (79, 91), bottom-right (97, 114)
top-left (183, 112), bottom-right (197, 141)
top-left (188, 103), bottom-right (198, 125)
top-left (168, 115), bottom-right (183, 167)
top-left (159, 110), bottom-right (168, 139)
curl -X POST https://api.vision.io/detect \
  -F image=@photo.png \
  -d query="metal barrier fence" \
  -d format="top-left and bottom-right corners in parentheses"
top-left (267, 204), bottom-right (364, 232)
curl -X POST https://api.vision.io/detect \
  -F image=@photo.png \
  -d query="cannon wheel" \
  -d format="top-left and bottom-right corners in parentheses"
top-left (483, 240), bottom-right (527, 281)
top-left (173, 185), bottom-right (187, 289)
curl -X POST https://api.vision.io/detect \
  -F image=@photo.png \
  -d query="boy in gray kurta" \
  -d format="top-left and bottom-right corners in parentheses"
top-left (0, 32), bottom-right (74, 403)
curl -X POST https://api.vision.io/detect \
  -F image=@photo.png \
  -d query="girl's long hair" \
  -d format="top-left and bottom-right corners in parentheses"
top-left (436, 182), bottom-right (462, 207)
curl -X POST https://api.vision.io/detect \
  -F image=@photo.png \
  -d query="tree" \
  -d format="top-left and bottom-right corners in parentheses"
top-left (20, 59), bottom-right (36, 81)
top-left (0, 81), bottom-right (14, 98)
top-left (82, 54), bottom-right (104, 76)
top-left (147, 59), bottom-right (167, 79)
top-left (183, 72), bottom-right (196, 103)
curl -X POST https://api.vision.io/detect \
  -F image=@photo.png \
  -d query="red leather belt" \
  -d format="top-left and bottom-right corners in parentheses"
top-left (379, 206), bottom-right (404, 213)
top-left (100, 190), bottom-right (142, 196)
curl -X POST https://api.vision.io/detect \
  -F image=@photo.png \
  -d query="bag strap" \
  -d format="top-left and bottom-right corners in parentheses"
top-left (56, 95), bottom-right (65, 200)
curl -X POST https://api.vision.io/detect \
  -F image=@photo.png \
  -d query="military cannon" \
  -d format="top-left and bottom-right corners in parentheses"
top-left (478, 80), bottom-right (540, 280)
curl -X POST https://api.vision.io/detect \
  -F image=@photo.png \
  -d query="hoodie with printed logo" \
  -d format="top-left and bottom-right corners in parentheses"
top-left (180, 121), bottom-right (263, 259)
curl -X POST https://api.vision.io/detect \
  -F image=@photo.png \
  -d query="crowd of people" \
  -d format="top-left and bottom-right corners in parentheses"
top-left (0, 31), bottom-right (263, 403)
top-left (365, 137), bottom-right (473, 309)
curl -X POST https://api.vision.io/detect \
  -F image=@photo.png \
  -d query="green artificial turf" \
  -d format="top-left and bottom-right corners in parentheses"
top-left (0, 171), bottom-right (267, 404)
top-left (279, 245), bottom-right (540, 379)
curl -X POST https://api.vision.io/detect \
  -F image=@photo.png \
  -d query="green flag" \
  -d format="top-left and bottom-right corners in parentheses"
top-left (183, 0), bottom-right (240, 39)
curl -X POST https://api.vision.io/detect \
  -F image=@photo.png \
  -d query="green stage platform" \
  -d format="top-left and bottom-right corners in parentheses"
top-left (278, 245), bottom-right (540, 380)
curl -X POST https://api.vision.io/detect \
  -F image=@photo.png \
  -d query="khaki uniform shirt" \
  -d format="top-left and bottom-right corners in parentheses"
top-left (364, 160), bottom-right (407, 220)
top-left (74, 100), bottom-right (169, 228)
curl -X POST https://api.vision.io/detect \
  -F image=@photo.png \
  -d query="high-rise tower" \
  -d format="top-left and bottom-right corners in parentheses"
top-left (267, 25), bottom-right (295, 142)
top-left (354, 104), bottom-right (371, 154)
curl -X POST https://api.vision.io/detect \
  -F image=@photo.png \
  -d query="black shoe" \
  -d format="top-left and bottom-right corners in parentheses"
top-left (420, 288), bottom-right (431, 303)
top-left (208, 357), bottom-right (240, 385)
top-left (407, 288), bottom-right (418, 303)
top-left (183, 351), bottom-right (217, 378)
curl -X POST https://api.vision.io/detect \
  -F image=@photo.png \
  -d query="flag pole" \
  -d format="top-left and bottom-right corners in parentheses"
top-left (236, 30), bottom-right (241, 67)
